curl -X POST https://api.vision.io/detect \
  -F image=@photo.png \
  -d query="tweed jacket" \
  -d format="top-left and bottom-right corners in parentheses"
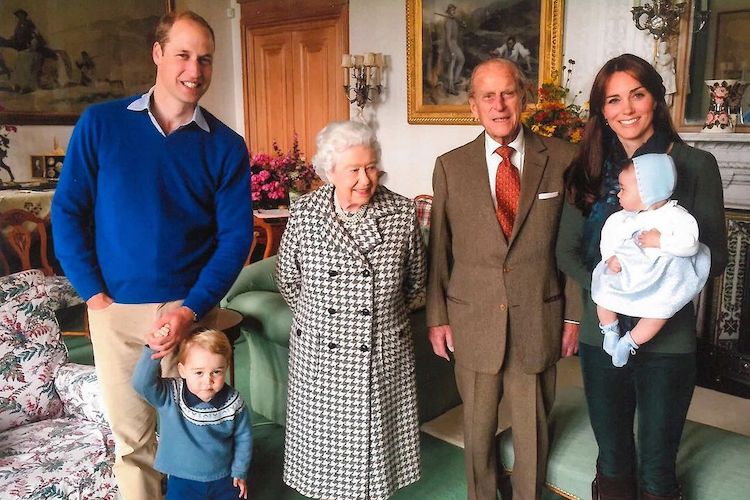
top-left (426, 128), bottom-right (579, 375)
top-left (276, 183), bottom-right (426, 499)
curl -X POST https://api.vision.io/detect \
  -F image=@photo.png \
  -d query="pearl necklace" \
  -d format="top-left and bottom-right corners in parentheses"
top-left (335, 201), bottom-right (369, 226)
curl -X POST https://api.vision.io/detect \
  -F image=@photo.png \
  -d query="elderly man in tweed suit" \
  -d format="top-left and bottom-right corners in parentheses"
top-left (427, 59), bottom-right (581, 500)
top-left (276, 121), bottom-right (426, 500)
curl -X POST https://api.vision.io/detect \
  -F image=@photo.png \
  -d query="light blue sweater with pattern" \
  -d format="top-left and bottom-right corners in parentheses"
top-left (132, 347), bottom-right (252, 481)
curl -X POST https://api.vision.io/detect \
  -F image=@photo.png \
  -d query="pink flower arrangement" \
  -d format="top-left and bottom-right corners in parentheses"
top-left (250, 136), bottom-right (318, 208)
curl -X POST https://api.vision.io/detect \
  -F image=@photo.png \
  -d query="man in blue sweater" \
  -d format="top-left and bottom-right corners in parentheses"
top-left (51, 10), bottom-right (252, 500)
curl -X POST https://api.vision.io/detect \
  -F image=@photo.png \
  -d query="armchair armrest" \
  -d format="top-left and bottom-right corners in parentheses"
top-left (55, 363), bottom-right (109, 426)
top-left (222, 256), bottom-right (280, 306)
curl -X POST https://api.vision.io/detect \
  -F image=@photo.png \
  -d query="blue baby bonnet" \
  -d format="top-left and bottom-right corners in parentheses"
top-left (632, 153), bottom-right (676, 208)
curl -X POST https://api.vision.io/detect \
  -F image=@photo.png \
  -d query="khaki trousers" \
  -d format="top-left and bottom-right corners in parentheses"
top-left (88, 300), bottom-right (218, 500)
top-left (456, 343), bottom-right (556, 500)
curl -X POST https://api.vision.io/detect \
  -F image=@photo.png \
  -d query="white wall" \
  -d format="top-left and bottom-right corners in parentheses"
top-left (180, 0), bottom-right (245, 135)
top-left (349, 0), bottom-right (654, 198)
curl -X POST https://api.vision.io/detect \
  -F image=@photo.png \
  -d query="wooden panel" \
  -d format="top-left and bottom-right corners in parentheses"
top-left (240, 1), bottom-right (349, 157)
top-left (292, 22), bottom-right (341, 158)
top-left (246, 30), bottom-right (294, 153)
top-left (238, 0), bottom-right (347, 28)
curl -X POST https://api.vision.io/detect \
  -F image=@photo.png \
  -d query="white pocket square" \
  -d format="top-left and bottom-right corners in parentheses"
top-left (538, 191), bottom-right (559, 200)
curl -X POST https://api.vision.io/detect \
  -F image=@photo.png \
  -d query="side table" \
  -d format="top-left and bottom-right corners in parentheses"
top-left (249, 209), bottom-right (289, 263)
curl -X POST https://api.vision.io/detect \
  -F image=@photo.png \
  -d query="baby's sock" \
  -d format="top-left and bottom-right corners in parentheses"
top-left (599, 320), bottom-right (620, 356)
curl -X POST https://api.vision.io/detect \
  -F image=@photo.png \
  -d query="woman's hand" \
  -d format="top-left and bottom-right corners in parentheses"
top-left (233, 477), bottom-right (247, 498)
top-left (606, 256), bottom-right (622, 273)
top-left (638, 229), bottom-right (661, 248)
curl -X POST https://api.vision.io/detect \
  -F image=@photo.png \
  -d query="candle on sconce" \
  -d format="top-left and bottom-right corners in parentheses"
top-left (353, 55), bottom-right (364, 67)
top-left (364, 53), bottom-right (375, 66)
top-left (342, 55), bottom-right (352, 85)
top-left (374, 53), bottom-right (384, 68)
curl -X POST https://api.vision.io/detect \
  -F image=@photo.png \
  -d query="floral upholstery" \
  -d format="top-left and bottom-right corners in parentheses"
top-left (0, 270), bottom-right (66, 432)
top-left (0, 269), bottom-right (117, 498)
top-left (44, 275), bottom-right (84, 312)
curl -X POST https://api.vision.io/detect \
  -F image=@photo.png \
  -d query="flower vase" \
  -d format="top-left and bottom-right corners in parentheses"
top-left (702, 80), bottom-right (734, 133)
top-left (256, 193), bottom-right (290, 211)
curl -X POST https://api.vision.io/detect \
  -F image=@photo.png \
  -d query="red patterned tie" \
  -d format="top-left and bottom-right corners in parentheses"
top-left (495, 145), bottom-right (520, 238)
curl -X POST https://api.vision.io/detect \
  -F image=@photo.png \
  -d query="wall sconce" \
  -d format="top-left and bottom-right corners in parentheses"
top-left (631, 0), bottom-right (686, 41)
top-left (342, 53), bottom-right (384, 110)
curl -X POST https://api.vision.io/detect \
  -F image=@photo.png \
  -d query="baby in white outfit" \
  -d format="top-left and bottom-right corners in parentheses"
top-left (591, 153), bottom-right (711, 367)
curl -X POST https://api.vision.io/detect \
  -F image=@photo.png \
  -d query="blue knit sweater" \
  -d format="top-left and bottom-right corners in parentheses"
top-left (51, 96), bottom-right (252, 317)
top-left (132, 347), bottom-right (253, 481)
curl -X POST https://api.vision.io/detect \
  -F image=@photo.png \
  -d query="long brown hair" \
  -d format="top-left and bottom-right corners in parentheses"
top-left (564, 53), bottom-right (682, 213)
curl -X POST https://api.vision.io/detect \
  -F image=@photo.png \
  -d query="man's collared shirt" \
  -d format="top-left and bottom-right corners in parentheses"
top-left (126, 86), bottom-right (210, 136)
top-left (484, 127), bottom-right (525, 210)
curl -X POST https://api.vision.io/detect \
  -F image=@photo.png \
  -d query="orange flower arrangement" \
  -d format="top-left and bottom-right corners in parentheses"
top-left (523, 60), bottom-right (587, 144)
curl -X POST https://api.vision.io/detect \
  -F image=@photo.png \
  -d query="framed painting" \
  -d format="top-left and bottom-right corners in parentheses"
top-left (407, 0), bottom-right (564, 124)
top-left (0, 0), bottom-right (174, 125)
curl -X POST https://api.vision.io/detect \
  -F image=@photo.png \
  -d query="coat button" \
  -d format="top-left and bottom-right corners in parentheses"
top-left (328, 342), bottom-right (338, 349)
top-left (363, 270), bottom-right (371, 277)
top-left (361, 309), bottom-right (370, 316)
top-left (500, 304), bottom-right (507, 311)
top-left (329, 270), bottom-right (339, 277)
top-left (360, 344), bottom-right (369, 352)
top-left (328, 307), bottom-right (336, 315)
top-left (296, 328), bottom-right (302, 337)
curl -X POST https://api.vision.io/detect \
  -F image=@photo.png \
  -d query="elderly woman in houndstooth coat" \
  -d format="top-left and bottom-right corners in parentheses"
top-left (276, 120), bottom-right (426, 500)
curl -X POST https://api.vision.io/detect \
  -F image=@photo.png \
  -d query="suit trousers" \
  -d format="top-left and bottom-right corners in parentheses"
top-left (455, 341), bottom-right (556, 500)
top-left (88, 300), bottom-right (219, 500)
top-left (579, 343), bottom-right (695, 496)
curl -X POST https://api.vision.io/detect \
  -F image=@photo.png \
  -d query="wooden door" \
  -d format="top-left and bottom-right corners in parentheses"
top-left (247, 30), bottom-right (295, 154)
top-left (240, 0), bottom-right (348, 157)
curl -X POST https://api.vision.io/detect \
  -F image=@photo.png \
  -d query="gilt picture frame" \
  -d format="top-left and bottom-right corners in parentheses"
top-left (407, 0), bottom-right (564, 124)
top-left (0, 0), bottom-right (174, 125)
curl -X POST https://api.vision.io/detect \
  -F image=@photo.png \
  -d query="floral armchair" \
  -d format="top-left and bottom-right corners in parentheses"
top-left (0, 269), bottom-right (117, 498)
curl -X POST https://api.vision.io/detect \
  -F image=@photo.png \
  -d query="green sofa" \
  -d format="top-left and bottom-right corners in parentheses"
top-left (222, 255), bottom-right (461, 425)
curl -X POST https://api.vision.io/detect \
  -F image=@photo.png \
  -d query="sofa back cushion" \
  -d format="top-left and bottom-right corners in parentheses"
top-left (0, 269), bottom-right (66, 432)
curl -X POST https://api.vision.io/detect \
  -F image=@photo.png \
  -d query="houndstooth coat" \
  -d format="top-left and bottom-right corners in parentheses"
top-left (276, 183), bottom-right (426, 500)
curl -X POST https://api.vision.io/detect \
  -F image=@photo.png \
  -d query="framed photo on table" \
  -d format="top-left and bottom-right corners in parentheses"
top-left (406, 0), bottom-right (564, 124)
top-left (30, 155), bottom-right (45, 178)
top-left (0, 0), bottom-right (174, 125)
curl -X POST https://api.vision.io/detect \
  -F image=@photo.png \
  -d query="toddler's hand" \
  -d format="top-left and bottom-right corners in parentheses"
top-left (233, 477), bottom-right (247, 499)
top-left (638, 229), bottom-right (661, 248)
top-left (606, 256), bottom-right (621, 273)
top-left (145, 324), bottom-right (171, 354)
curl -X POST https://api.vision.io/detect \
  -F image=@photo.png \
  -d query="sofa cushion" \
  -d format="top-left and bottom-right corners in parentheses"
top-left (0, 417), bottom-right (117, 499)
top-left (230, 291), bottom-right (293, 347)
top-left (0, 270), bottom-right (66, 433)
top-left (55, 364), bottom-right (108, 424)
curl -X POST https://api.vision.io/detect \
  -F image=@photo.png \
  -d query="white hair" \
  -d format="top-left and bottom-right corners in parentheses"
top-left (312, 121), bottom-right (381, 181)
